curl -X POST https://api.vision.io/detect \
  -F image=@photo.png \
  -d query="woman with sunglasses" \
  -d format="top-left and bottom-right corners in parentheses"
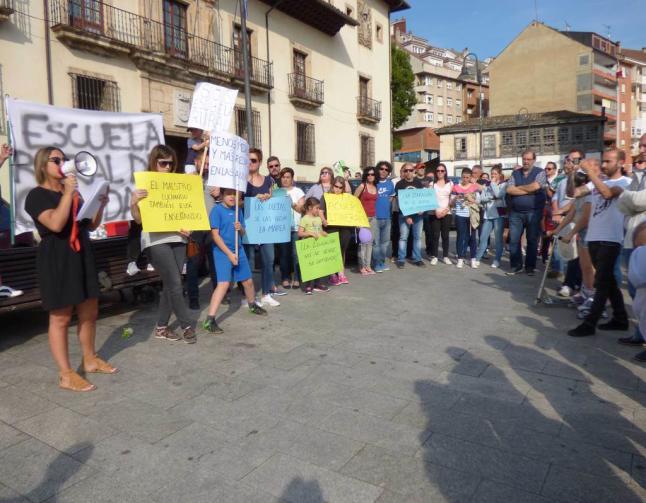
top-left (25, 147), bottom-right (116, 392)
top-left (243, 148), bottom-right (281, 307)
top-left (428, 163), bottom-right (453, 265)
top-left (354, 167), bottom-right (379, 275)
top-left (130, 145), bottom-right (197, 344)
top-left (475, 165), bottom-right (507, 268)
top-left (322, 177), bottom-right (352, 285)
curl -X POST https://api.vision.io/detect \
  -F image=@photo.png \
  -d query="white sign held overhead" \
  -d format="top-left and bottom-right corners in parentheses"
top-left (6, 98), bottom-right (164, 235)
top-left (187, 82), bottom-right (238, 132)
top-left (208, 131), bottom-right (249, 192)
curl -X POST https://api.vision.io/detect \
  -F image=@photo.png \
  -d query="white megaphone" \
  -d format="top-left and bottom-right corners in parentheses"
top-left (59, 151), bottom-right (98, 177)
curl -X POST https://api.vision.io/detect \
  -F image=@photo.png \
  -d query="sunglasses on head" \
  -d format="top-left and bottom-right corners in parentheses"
top-left (48, 156), bottom-right (68, 166)
top-left (157, 160), bottom-right (173, 167)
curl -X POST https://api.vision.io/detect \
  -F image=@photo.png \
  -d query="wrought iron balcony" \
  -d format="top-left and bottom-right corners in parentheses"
top-left (356, 96), bottom-right (381, 124)
top-left (48, 0), bottom-right (272, 91)
top-left (0, 0), bottom-right (15, 22)
top-left (232, 53), bottom-right (274, 91)
top-left (288, 73), bottom-right (324, 108)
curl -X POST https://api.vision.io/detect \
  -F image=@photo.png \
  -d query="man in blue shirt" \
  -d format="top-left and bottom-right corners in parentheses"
top-left (505, 149), bottom-right (547, 276)
top-left (373, 160), bottom-right (396, 272)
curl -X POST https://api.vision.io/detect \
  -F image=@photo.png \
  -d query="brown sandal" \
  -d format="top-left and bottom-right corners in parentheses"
top-left (59, 369), bottom-right (96, 392)
top-left (83, 354), bottom-right (119, 374)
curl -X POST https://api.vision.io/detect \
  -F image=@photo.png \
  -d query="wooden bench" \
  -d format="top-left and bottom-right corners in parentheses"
top-left (0, 237), bottom-right (161, 313)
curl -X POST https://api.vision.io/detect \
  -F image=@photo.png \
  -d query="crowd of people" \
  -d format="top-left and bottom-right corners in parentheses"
top-left (2, 130), bottom-right (646, 392)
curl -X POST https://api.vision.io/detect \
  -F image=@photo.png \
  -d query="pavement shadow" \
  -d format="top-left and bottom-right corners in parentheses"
top-left (278, 476), bottom-right (326, 503)
top-left (0, 442), bottom-right (93, 503)
top-left (415, 346), bottom-right (644, 502)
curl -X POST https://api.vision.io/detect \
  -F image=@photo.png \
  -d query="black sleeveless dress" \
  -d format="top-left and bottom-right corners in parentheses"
top-left (25, 187), bottom-right (100, 311)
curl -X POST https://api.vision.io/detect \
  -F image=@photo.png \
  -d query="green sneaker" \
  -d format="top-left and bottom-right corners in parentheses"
top-left (202, 318), bottom-right (224, 334)
top-left (248, 302), bottom-right (267, 316)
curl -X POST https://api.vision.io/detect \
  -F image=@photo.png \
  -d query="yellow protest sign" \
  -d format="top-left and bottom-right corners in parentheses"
top-left (134, 172), bottom-right (210, 232)
top-left (323, 193), bottom-right (369, 227)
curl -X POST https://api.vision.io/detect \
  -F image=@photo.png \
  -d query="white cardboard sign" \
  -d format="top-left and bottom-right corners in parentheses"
top-left (187, 82), bottom-right (237, 133)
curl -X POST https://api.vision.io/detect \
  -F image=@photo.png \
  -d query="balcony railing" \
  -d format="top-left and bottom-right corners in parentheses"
top-left (288, 73), bottom-right (324, 107)
top-left (356, 96), bottom-right (382, 124)
top-left (233, 53), bottom-right (274, 89)
top-left (49, 0), bottom-right (272, 89)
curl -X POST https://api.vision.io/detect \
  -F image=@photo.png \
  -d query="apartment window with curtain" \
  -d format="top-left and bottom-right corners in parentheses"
top-left (69, 0), bottom-right (103, 33)
top-left (163, 0), bottom-right (187, 57)
top-left (296, 121), bottom-right (315, 163)
top-left (360, 134), bottom-right (375, 168)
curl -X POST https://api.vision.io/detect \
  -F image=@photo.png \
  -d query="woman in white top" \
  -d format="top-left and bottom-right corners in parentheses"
top-left (278, 167), bottom-right (305, 289)
top-left (428, 163), bottom-right (453, 265)
top-left (130, 145), bottom-right (196, 344)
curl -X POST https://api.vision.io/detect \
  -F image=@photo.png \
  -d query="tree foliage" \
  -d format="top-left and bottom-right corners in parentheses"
top-left (391, 45), bottom-right (417, 130)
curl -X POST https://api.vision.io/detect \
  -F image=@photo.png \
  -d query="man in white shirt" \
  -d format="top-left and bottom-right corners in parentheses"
top-left (568, 149), bottom-right (631, 337)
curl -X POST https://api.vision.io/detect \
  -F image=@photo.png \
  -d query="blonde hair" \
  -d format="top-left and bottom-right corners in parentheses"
top-left (147, 144), bottom-right (178, 172)
top-left (34, 146), bottom-right (63, 185)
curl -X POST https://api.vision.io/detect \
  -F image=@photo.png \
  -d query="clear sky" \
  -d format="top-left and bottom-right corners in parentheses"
top-left (400, 0), bottom-right (645, 60)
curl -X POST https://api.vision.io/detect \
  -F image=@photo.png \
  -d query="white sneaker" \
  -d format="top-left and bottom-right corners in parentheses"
top-left (443, 257), bottom-right (452, 265)
top-left (456, 259), bottom-right (464, 269)
top-left (126, 261), bottom-right (140, 276)
top-left (261, 294), bottom-right (280, 307)
top-left (492, 261), bottom-right (500, 268)
top-left (471, 259), bottom-right (479, 269)
top-left (0, 285), bottom-right (23, 298)
top-left (430, 257), bottom-right (438, 265)
top-left (146, 263), bottom-right (155, 272)
top-left (558, 285), bottom-right (572, 297)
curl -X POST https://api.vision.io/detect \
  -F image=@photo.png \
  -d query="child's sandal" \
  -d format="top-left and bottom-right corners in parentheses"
top-left (83, 355), bottom-right (119, 374)
top-left (59, 369), bottom-right (96, 392)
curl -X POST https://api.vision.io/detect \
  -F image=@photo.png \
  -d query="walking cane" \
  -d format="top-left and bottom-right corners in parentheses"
top-left (535, 235), bottom-right (558, 305)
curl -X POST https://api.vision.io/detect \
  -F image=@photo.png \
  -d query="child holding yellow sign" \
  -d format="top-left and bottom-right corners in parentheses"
top-left (298, 198), bottom-right (331, 295)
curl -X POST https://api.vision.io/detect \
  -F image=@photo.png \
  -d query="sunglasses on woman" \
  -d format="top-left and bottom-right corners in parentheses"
top-left (333, 184), bottom-right (344, 189)
top-left (367, 172), bottom-right (375, 176)
top-left (157, 160), bottom-right (173, 167)
top-left (48, 157), bottom-right (69, 166)
top-left (321, 171), bottom-right (332, 176)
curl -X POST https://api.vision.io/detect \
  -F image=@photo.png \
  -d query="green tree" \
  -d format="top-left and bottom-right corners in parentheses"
top-left (391, 45), bottom-right (417, 131)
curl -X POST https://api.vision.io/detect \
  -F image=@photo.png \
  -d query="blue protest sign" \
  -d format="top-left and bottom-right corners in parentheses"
top-left (243, 196), bottom-right (291, 244)
top-left (398, 188), bottom-right (438, 216)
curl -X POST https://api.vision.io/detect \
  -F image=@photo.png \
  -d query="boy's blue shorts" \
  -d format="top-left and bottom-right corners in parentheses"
top-left (213, 247), bottom-right (251, 283)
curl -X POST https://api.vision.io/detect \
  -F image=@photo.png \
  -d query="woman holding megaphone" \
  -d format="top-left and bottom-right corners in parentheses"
top-left (25, 147), bottom-right (117, 392)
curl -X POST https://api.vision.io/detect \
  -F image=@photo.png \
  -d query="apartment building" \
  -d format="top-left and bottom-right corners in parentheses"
top-left (621, 48), bottom-right (646, 154)
top-left (488, 22), bottom-right (628, 155)
top-left (436, 110), bottom-right (604, 176)
top-left (390, 18), bottom-right (489, 165)
top-left (0, 0), bottom-right (408, 192)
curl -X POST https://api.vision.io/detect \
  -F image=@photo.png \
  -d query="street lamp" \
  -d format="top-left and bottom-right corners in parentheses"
top-left (458, 53), bottom-right (483, 169)
top-left (516, 107), bottom-right (531, 165)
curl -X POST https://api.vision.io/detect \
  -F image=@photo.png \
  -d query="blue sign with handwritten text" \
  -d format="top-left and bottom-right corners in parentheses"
top-left (243, 195), bottom-right (291, 244)
top-left (398, 188), bottom-right (438, 216)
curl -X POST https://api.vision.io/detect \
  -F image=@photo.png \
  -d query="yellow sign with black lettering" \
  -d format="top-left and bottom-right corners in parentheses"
top-left (134, 172), bottom-right (210, 232)
top-left (323, 193), bottom-right (369, 228)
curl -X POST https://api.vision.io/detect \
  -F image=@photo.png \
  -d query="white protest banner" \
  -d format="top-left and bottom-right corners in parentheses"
top-left (187, 82), bottom-right (237, 132)
top-left (208, 131), bottom-right (249, 192)
top-left (7, 98), bottom-right (164, 235)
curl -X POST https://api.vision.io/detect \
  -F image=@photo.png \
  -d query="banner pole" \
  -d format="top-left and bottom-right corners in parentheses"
top-left (235, 190), bottom-right (239, 259)
top-left (198, 131), bottom-right (209, 177)
top-left (6, 117), bottom-right (15, 247)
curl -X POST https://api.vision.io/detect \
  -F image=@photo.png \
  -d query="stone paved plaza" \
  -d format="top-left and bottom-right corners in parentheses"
top-left (0, 258), bottom-right (645, 502)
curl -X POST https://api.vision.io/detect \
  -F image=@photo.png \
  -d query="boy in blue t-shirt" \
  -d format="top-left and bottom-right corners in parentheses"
top-left (203, 188), bottom-right (266, 334)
